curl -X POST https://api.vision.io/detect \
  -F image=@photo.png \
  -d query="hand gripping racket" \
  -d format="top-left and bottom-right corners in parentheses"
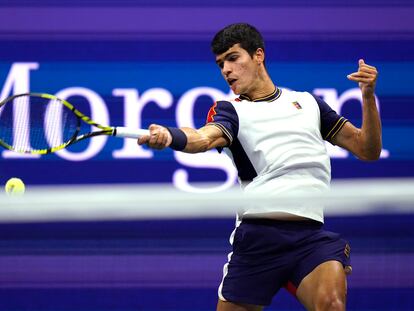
top-left (0, 93), bottom-right (150, 154)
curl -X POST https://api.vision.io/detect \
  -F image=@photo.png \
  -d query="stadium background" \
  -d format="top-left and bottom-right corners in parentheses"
top-left (0, 1), bottom-right (413, 310)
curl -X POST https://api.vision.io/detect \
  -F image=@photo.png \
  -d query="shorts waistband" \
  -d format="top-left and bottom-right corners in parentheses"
top-left (242, 218), bottom-right (323, 228)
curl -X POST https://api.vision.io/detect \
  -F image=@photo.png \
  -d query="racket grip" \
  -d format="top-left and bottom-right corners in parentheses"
top-left (113, 127), bottom-right (150, 138)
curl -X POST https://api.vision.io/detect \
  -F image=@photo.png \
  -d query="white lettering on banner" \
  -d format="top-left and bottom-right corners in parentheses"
top-left (112, 88), bottom-right (173, 159)
top-left (44, 98), bottom-right (65, 147)
top-left (174, 87), bottom-right (238, 193)
top-left (0, 63), bottom-right (389, 169)
top-left (54, 87), bottom-right (109, 161)
top-left (1, 62), bottom-right (40, 159)
top-left (314, 88), bottom-right (389, 158)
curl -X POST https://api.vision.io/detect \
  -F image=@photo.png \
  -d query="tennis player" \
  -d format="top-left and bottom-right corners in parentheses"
top-left (138, 23), bottom-right (381, 311)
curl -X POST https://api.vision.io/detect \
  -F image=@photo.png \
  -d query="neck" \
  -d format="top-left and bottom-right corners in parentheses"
top-left (244, 71), bottom-right (275, 101)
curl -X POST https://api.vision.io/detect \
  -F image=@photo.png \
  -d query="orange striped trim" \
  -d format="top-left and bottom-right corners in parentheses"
top-left (206, 102), bottom-right (218, 123)
top-left (285, 281), bottom-right (297, 297)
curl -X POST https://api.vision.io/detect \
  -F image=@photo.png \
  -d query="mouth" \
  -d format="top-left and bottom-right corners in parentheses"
top-left (227, 78), bottom-right (237, 86)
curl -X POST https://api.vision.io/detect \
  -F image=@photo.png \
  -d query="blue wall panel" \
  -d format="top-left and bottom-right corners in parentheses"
top-left (0, 3), bottom-right (413, 310)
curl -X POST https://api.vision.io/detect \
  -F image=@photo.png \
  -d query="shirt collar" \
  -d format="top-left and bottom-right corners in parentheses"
top-left (238, 87), bottom-right (281, 102)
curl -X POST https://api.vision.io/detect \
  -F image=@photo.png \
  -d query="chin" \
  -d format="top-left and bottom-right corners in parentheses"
top-left (231, 86), bottom-right (242, 95)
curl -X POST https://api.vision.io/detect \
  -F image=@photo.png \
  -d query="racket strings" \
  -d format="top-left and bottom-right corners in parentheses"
top-left (44, 98), bottom-right (76, 148)
top-left (15, 96), bottom-right (35, 151)
top-left (0, 97), bottom-right (25, 150)
top-left (0, 95), bottom-right (79, 152)
top-left (0, 102), bottom-right (15, 149)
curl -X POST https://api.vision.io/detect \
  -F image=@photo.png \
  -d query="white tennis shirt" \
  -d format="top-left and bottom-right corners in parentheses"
top-left (206, 87), bottom-right (348, 223)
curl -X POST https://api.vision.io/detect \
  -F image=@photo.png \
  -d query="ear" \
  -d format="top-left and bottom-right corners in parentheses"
top-left (255, 48), bottom-right (265, 65)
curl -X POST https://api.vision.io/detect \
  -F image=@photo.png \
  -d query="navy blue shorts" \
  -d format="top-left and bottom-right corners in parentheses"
top-left (219, 218), bottom-right (351, 306)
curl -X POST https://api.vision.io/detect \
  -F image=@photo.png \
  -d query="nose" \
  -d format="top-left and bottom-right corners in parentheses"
top-left (222, 62), bottom-right (231, 76)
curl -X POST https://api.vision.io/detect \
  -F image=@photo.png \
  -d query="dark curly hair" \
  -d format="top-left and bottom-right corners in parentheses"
top-left (211, 23), bottom-right (265, 57)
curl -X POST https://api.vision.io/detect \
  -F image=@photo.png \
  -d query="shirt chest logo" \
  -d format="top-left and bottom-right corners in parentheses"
top-left (292, 101), bottom-right (302, 109)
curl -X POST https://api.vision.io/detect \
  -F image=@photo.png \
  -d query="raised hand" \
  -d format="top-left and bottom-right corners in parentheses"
top-left (347, 59), bottom-right (378, 98)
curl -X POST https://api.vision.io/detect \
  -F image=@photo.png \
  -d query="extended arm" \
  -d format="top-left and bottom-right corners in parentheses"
top-left (137, 124), bottom-right (228, 153)
top-left (331, 59), bottom-right (382, 161)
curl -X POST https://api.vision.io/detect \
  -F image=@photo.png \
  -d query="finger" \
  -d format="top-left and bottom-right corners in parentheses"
top-left (137, 136), bottom-right (150, 145)
top-left (358, 65), bottom-right (377, 72)
top-left (155, 135), bottom-right (169, 149)
top-left (349, 72), bottom-right (376, 80)
top-left (348, 70), bottom-right (377, 77)
top-left (155, 132), bottom-right (165, 145)
top-left (159, 127), bottom-right (171, 147)
top-left (347, 75), bottom-right (359, 82)
top-left (359, 63), bottom-right (377, 71)
top-left (358, 66), bottom-right (377, 75)
top-left (348, 76), bottom-right (374, 83)
top-left (149, 131), bottom-right (160, 145)
top-left (347, 72), bottom-right (361, 80)
top-left (148, 124), bottom-right (159, 141)
top-left (347, 73), bottom-right (365, 81)
top-left (348, 72), bottom-right (373, 79)
top-left (357, 59), bottom-right (378, 74)
top-left (161, 133), bottom-right (168, 146)
top-left (149, 124), bottom-right (160, 131)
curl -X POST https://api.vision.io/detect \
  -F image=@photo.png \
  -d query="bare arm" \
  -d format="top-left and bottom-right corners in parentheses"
top-left (331, 59), bottom-right (382, 161)
top-left (137, 124), bottom-right (229, 153)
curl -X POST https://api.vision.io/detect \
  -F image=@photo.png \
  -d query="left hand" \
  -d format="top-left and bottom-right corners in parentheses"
top-left (347, 59), bottom-right (378, 98)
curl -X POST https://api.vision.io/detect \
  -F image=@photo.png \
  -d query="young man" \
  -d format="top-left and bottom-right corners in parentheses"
top-left (138, 23), bottom-right (381, 311)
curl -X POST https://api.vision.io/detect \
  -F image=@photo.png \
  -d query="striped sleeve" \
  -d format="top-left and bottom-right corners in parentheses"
top-left (205, 100), bottom-right (239, 145)
top-left (312, 95), bottom-right (348, 142)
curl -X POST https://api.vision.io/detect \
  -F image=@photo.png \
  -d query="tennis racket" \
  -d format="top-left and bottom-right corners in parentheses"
top-left (0, 93), bottom-right (150, 154)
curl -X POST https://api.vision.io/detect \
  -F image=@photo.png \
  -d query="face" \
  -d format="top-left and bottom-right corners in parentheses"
top-left (215, 44), bottom-right (262, 95)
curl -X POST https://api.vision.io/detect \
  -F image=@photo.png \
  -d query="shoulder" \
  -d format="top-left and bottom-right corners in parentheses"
top-left (280, 89), bottom-right (321, 110)
top-left (278, 88), bottom-right (315, 101)
top-left (287, 89), bottom-right (331, 109)
top-left (206, 100), bottom-right (238, 122)
top-left (290, 90), bottom-right (318, 102)
top-left (205, 99), bottom-right (239, 145)
top-left (208, 99), bottom-right (238, 111)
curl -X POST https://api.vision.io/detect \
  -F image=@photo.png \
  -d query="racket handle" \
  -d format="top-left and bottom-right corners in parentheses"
top-left (113, 127), bottom-right (150, 138)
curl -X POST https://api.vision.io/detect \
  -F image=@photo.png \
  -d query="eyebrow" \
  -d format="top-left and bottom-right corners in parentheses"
top-left (215, 52), bottom-right (238, 65)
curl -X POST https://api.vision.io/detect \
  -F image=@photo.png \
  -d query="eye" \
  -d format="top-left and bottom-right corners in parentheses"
top-left (228, 55), bottom-right (238, 61)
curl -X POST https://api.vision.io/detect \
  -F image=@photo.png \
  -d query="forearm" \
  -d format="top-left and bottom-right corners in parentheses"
top-left (358, 94), bottom-right (382, 160)
top-left (344, 59), bottom-right (382, 160)
top-left (138, 124), bottom-right (228, 153)
top-left (181, 127), bottom-right (211, 153)
top-left (180, 126), bottom-right (228, 153)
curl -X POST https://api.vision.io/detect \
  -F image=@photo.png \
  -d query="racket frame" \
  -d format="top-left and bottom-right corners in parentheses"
top-left (0, 93), bottom-right (115, 154)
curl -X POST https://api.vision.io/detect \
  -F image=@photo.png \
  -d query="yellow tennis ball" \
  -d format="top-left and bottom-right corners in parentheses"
top-left (5, 178), bottom-right (25, 196)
